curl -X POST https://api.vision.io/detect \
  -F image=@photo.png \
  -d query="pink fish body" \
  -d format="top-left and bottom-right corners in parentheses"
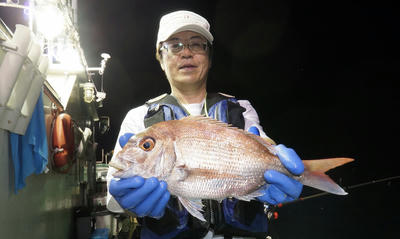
top-left (110, 116), bottom-right (353, 221)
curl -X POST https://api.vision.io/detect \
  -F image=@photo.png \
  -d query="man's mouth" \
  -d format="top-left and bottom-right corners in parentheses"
top-left (179, 64), bottom-right (197, 70)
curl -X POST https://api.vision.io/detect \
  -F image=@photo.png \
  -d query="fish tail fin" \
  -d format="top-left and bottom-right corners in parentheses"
top-left (301, 158), bottom-right (354, 195)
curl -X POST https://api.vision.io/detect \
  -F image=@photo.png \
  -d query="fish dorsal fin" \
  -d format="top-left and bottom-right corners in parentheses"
top-left (180, 115), bottom-right (231, 126)
top-left (178, 197), bottom-right (206, 222)
top-left (180, 116), bottom-right (277, 154)
top-left (243, 131), bottom-right (277, 155)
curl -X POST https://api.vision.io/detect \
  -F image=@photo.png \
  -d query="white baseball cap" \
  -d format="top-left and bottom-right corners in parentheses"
top-left (156, 10), bottom-right (214, 49)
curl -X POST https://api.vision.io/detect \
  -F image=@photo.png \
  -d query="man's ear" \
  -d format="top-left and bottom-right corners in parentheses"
top-left (159, 58), bottom-right (165, 71)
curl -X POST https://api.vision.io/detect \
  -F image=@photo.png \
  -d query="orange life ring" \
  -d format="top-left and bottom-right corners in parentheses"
top-left (52, 113), bottom-right (74, 173)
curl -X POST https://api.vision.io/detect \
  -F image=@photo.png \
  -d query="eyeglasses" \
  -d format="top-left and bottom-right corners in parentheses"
top-left (161, 39), bottom-right (208, 54)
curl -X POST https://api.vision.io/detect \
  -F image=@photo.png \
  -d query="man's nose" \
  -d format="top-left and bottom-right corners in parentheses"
top-left (180, 45), bottom-right (193, 58)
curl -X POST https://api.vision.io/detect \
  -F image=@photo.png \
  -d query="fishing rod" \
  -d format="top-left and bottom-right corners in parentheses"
top-left (265, 175), bottom-right (400, 220)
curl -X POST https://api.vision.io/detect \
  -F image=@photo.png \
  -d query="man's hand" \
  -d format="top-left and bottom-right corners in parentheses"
top-left (248, 126), bottom-right (304, 204)
top-left (109, 176), bottom-right (170, 218)
top-left (109, 132), bottom-right (170, 218)
top-left (118, 132), bottom-right (135, 149)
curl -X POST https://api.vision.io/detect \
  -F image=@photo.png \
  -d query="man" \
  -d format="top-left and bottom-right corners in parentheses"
top-left (107, 10), bottom-right (304, 238)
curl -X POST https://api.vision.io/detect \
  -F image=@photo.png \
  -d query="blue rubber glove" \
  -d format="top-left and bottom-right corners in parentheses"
top-left (119, 132), bottom-right (135, 148)
top-left (248, 126), bottom-right (304, 204)
top-left (109, 132), bottom-right (171, 218)
top-left (109, 176), bottom-right (170, 218)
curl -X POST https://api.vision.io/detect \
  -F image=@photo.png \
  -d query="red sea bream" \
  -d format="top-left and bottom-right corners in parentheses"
top-left (109, 116), bottom-right (353, 221)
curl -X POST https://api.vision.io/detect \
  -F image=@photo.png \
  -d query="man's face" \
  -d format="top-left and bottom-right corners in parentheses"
top-left (159, 31), bottom-right (210, 90)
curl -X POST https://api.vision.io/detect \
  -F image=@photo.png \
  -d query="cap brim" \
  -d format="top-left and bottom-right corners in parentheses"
top-left (170, 25), bottom-right (213, 43)
top-left (158, 25), bottom-right (214, 47)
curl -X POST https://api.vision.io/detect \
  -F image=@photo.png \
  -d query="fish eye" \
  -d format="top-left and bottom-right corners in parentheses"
top-left (139, 137), bottom-right (155, 151)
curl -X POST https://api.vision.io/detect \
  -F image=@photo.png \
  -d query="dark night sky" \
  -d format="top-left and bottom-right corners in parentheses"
top-left (76, 0), bottom-right (399, 238)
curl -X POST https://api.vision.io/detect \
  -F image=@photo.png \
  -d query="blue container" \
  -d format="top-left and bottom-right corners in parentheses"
top-left (91, 228), bottom-right (109, 239)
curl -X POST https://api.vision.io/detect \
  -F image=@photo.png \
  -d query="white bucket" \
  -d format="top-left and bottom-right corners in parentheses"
top-left (0, 24), bottom-right (32, 107)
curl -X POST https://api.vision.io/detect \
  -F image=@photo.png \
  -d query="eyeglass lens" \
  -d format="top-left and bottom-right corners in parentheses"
top-left (163, 39), bottom-right (207, 54)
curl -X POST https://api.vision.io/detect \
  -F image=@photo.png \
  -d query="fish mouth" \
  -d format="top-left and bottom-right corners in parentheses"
top-left (109, 160), bottom-right (127, 171)
top-left (109, 161), bottom-right (130, 178)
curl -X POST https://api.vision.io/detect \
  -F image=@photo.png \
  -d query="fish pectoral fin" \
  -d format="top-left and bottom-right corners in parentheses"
top-left (235, 189), bottom-right (265, 201)
top-left (174, 164), bottom-right (189, 181)
top-left (178, 197), bottom-right (206, 222)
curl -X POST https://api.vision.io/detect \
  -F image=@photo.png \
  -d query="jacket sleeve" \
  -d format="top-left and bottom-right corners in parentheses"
top-left (106, 105), bottom-right (149, 213)
top-left (106, 105), bottom-right (192, 239)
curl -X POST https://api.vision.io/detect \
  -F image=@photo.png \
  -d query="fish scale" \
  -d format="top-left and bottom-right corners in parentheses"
top-left (110, 116), bottom-right (354, 222)
top-left (183, 129), bottom-right (266, 199)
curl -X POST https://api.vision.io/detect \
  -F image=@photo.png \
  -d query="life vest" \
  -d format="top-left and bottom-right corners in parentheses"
top-left (52, 112), bottom-right (75, 173)
top-left (140, 93), bottom-right (268, 238)
top-left (144, 92), bottom-right (245, 128)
